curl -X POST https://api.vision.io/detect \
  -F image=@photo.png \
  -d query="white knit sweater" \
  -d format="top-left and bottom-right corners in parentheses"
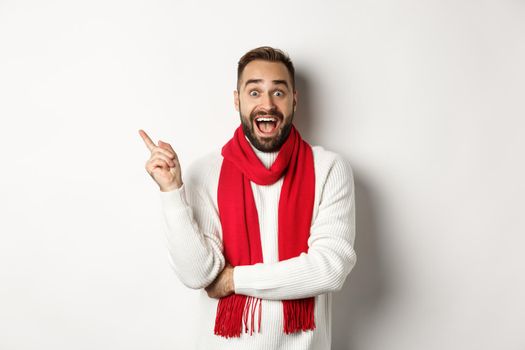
top-left (159, 140), bottom-right (357, 350)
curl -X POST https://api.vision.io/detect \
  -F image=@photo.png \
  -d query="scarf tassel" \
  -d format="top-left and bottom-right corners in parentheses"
top-left (214, 294), bottom-right (262, 338)
top-left (283, 297), bottom-right (316, 334)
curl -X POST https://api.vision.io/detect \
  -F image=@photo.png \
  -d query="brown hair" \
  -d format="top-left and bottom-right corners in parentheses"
top-left (237, 46), bottom-right (295, 91)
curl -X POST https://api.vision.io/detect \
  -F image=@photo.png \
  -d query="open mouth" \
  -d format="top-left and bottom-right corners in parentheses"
top-left (254, 116), bottom-right (280, 136)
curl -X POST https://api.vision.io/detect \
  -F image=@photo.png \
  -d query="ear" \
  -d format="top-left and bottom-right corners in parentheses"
top-left (234, 90), bottom-right (240, 112)
top-left (293, 90), bottom-right (298, 112)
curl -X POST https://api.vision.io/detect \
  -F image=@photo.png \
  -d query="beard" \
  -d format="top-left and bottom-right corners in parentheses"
top-left (239, 104), bottom-right (294, 153)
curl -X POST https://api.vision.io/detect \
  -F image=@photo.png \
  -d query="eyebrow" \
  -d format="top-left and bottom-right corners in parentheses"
top-left (244, 79), bottom-right (290, 90)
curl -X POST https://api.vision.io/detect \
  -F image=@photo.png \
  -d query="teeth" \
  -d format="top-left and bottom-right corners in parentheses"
top-left (256, 117), bottom-right (277, 122)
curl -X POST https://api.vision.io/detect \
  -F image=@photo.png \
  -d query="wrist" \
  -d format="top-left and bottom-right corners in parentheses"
top-left (229, 266), bottom-right (235, 294)
top-left (160, 182), bottom-right (183, 192)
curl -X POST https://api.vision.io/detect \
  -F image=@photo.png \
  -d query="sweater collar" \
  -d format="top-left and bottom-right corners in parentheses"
top-left (245, 135), bottom-right (279, 170)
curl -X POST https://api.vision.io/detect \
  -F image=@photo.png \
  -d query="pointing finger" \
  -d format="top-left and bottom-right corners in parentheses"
top-left (138, 129), bottom-right (156, 152)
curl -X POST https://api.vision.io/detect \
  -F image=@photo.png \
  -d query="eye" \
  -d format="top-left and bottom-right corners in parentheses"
top-left (274, 90), bottom-right (284, 97)
top-left (249, 90), bottom-right (259, 97)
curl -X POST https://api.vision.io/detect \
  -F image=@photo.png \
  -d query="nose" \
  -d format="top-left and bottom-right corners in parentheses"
top-left (259, 92), bottom-right (276, 112)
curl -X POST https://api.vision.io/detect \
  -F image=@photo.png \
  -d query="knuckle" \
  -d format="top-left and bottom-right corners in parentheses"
top-left (158, 150), bottom-right (174, 159)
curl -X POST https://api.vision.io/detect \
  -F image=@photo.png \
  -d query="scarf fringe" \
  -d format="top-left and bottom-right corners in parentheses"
top-left (283, 297), bottom-right (316, 334)
top-left (214, 294), bottom-right (262, 338)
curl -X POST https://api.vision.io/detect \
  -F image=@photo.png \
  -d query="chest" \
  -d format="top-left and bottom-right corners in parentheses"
top-left (249, 177), bottom-right (321, 263)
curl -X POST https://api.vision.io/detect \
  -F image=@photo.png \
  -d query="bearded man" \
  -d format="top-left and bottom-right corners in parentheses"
top-left (139, 46), bottom-right (357, 349)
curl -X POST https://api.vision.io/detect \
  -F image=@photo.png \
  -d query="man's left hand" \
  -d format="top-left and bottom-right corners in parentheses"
top-left (205, 263), bottom-right (235, 298)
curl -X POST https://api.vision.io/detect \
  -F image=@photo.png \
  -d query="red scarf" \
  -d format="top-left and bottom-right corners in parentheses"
top-left (215, 124), bottom-right (316, 338)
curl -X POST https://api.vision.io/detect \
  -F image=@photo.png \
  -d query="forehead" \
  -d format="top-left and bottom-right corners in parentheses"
top-left (240, 60), bottom-right (292, 87)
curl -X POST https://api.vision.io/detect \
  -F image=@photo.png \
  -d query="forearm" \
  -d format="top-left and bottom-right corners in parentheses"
top-left (233, 240), bottom-right (356, 300)
top-left (160, 184), bottom-right (224, 289)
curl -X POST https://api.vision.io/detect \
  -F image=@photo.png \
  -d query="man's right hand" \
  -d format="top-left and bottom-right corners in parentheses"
top-left (139, 129), bottom-right (183, 192)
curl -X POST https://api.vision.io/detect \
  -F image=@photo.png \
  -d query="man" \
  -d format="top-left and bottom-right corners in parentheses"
top-left (139, 46), bottom-right (356, 349)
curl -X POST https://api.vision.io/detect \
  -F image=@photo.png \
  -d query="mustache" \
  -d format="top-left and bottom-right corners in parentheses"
top-left (250, 109), bottom-right (284, 120)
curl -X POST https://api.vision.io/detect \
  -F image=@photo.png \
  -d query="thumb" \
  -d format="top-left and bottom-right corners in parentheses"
top-left (158, 140), bottom-right (175, 153)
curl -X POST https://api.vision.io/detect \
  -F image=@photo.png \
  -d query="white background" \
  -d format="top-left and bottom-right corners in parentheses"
top-left (1, 0), bottom-right (524, 349)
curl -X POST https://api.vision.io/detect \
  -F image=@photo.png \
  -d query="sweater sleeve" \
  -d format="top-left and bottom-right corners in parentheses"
top-left (159, 155), bottom-right (225, 290)
top-left (233, 155), bottom-right (357, 300)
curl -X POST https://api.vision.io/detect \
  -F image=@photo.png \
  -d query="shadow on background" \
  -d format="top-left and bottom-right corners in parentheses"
top-left (295, 71), bottom-right (390, 350)
top-left (332, 175), bottom-right (389, 350)
top-left (294, 71), bottom-right (321, 146)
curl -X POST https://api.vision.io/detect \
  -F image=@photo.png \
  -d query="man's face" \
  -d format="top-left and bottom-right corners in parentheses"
top-left (234, 60), bottom-right (297, 152)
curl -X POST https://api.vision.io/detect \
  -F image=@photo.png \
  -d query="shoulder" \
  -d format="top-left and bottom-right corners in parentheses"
top-left (310, 145), bottom-right (355, 217)
top-left (311, 145), bottom-right (354, 186)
